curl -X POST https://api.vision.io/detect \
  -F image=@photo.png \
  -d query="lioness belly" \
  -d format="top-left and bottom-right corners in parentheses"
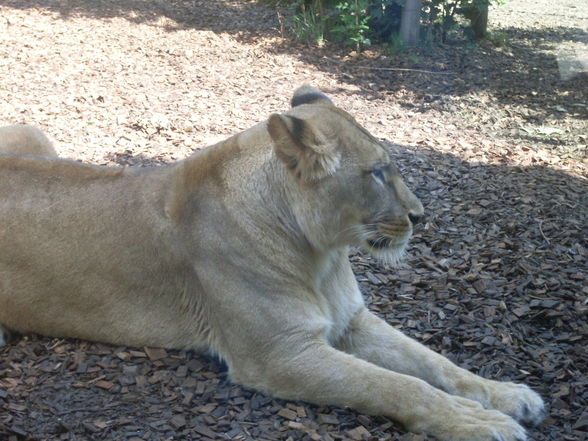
top-left (0, 269), bottom-right (202, 349)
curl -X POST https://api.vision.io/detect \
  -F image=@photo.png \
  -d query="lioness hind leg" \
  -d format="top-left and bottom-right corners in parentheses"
top-left (337, 308), bottom-right (545, 427)
top-left (231, 340), bottom-right (527, 441)
top-left (0, 124), bottom-right (57, 157)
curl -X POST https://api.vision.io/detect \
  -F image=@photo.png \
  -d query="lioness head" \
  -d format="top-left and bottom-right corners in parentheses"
top-left (267, 86), bottom-right (423, 264)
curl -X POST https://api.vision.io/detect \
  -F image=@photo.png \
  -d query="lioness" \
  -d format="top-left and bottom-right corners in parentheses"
top-left (0, 86), bottom-right (543, 441)
top-left (0, 124), bottom-right (57, 157)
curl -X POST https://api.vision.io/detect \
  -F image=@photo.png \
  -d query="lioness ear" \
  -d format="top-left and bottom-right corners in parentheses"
top-left (291, 85), bottom-right (334, 107)
top-left (267, 114), bottom-right (340, 182)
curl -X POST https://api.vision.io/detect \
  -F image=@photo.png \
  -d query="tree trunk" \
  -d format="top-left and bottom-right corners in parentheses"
top-left (399, 0), bottom-right (422, 46)
top-left (470, 4), bottom-right (489, 40)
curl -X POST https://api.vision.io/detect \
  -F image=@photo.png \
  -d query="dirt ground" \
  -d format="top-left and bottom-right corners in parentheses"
top-left (0, 0), bottom-right (587, 440)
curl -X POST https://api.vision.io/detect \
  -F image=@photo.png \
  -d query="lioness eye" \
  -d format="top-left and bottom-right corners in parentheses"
top-left (371, 168), bottom-right (386, 183)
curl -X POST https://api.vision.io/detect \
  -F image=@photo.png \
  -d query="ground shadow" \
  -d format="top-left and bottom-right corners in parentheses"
top-left (282, 24), bottom-right (588, 121)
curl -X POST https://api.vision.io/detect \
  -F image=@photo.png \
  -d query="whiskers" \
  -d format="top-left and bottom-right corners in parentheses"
top-left (333, 223), bottom-right (374, 244)
top-left (333, 220), bottom-right (410, 267)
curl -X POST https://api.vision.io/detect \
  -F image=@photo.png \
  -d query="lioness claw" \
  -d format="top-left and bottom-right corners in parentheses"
top-left (0, 86), bottom-right (544, 441)
top-left (485, 381), bottom-right (545, 427)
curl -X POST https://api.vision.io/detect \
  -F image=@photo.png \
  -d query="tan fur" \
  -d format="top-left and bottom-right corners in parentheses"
top-left (0, 87), bottom-right (543, 441)
top-left (0, 124), bottom-right (57, 157)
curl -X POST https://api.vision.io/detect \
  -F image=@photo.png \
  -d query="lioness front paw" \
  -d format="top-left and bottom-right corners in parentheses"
top-left (416, 396), bottom-right (527, 441)
top-left (487, 381), bottom-right (545, 427)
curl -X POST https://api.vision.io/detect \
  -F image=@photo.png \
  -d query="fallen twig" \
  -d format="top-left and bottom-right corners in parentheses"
top-left (351, 66), bottom-right (456, 75)
top-left (538, 220), bottom-right (551, 245)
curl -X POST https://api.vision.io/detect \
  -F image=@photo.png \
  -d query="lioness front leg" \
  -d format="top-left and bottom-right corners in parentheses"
top-left (337, 308), bottom-right (545, 426)
top-left (231, 339), bottom-right (526, 441)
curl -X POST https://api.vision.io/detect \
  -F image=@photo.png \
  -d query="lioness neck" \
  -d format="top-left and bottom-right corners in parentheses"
top-left (167, 123), bottom-right (335, 285)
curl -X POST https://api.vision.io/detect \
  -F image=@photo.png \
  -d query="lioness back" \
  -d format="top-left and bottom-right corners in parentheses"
top-left (0, 124), bottom-right (57, 157)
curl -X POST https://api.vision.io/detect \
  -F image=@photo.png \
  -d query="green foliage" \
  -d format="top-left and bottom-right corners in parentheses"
top-left (288, 2), bottom-right (326, 46)
top-left (387, 32), bottom-right (406, 54)
top-left (277, 0), bottom-right (505, 48)
top-left (485, 30), bottom-right (508, 47)
top-left (369, 0), bottom-right (403, 41)
top-left (422, 0), bottom-right (504, 42)
top-left (279, 0), bottom-right (374, 50)
top-left (330, 0), bottom-right (372, 50)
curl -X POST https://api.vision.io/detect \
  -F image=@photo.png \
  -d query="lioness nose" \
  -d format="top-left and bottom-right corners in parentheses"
top-left (408, 212), bottom-right (423, 225)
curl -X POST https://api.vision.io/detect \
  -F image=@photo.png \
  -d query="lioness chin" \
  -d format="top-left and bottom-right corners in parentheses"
top-left (0, 86), bottom-right (543, 441)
